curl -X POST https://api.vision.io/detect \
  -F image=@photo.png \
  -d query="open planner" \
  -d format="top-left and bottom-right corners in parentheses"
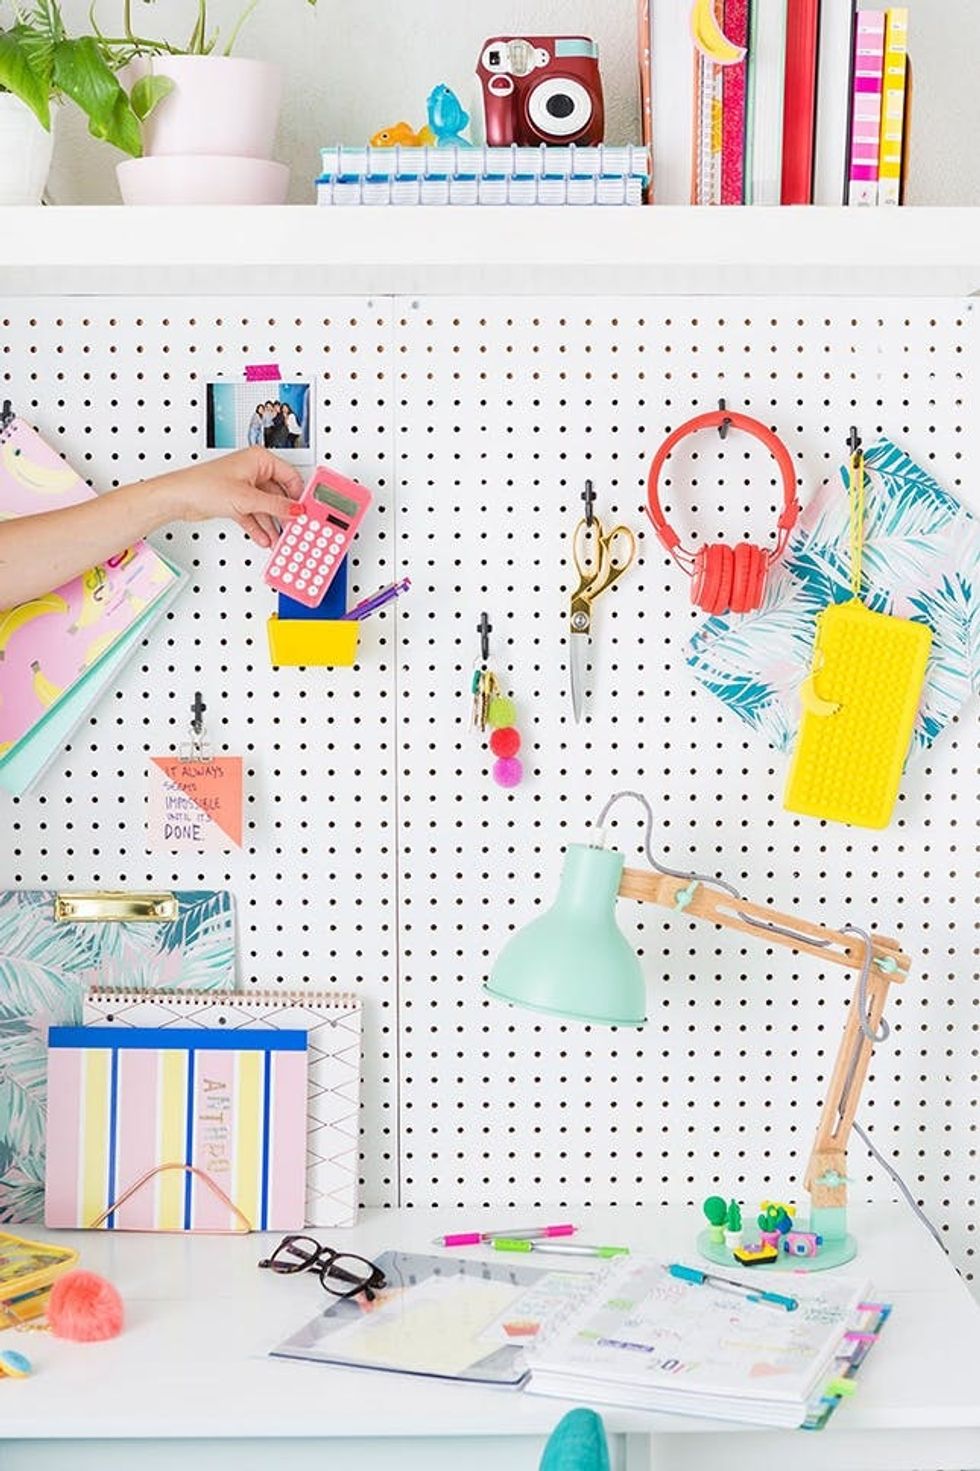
top-left (523, 1257), bottom-right (887, 1430)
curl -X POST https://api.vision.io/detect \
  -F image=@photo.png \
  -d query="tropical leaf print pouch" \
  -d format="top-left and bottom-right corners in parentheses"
top-left (688, 439), bottom-right (980, 755)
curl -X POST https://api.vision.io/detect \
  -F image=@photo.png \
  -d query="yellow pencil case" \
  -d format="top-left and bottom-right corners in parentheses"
top-left (0, 1231), bottom-right (78, 1326)
top-left (784, 599), bottom-right (932, 829)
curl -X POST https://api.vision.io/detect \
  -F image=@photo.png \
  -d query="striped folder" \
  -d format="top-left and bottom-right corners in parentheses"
top-left (44, 1027), bottom-right (308, 1232)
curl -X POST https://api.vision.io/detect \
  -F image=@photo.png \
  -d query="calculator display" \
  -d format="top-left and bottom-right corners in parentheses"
top-left (314, 485), bottom-right (360, 517)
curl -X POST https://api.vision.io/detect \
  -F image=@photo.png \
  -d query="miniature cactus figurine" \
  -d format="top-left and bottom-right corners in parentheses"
top-left (724, 1199), bottom-right (743, 1250)
top-left (703, 1195), bottom-right (728, 1245)
top-left (757, 1200), bottom-right (795, 1246)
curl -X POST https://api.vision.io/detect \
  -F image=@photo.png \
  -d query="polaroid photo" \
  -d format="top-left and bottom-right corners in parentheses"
top-left (205, 380), bottom-right (315, 462)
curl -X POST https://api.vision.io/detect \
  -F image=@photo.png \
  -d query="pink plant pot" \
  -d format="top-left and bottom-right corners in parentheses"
top-left (116, 154), bottom-right (289, 205)
top-left (123, 55), bottom-right (282, 160)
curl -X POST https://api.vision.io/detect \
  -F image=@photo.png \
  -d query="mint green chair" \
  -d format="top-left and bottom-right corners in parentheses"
top-left (539, 1409), bottom-right (610, 1471)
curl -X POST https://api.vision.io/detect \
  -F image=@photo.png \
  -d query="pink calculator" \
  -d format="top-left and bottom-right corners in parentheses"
top-left (263, 467), bottom-right (373, 608)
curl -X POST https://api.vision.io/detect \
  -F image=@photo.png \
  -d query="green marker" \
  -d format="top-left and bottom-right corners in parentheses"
top-left (491, 1239), bottom-right (629, 1259)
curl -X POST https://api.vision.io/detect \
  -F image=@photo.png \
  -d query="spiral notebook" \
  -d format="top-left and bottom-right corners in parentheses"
top-left (84, 987), bottom-right (362, 1227)
top-left (272, 1250), bottom-right (602, 1387)
top-left (523, 1256), bottom-right (886, 1430)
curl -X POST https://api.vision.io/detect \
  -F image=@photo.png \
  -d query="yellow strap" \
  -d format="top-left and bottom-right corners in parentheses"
top-left (849, 450), bottom-right (866, 600)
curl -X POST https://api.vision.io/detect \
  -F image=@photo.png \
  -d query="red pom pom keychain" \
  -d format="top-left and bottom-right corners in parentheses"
top-left (471, 613), bottom-right (524, 789)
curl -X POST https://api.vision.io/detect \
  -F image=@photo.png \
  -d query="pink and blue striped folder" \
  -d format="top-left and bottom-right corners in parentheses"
top-left (44, 1027), bottom-right (308, 1232)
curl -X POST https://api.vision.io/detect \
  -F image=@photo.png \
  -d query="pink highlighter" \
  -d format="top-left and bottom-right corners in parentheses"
top-left (435, 1225), bottom-right (576, 1248)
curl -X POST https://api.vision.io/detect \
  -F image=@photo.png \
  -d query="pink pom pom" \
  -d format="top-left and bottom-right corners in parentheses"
top-left (492, 756), bottom-right (523, 788)
top-left (47, 1270), bottom-right (124, 1342)
top-left (489, 726), bottom-right (521, 759)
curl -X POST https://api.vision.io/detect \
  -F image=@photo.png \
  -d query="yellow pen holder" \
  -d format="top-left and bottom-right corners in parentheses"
top-left (266, 615), bottom-right (359, 668)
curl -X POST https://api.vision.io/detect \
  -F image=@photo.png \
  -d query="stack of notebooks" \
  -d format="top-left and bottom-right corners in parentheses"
top-left (638, 1), bottom-right (911, 204)
top-left (523, 1257), bottom-right (889, 1430)
top-left (315, 144), bottom-right (650, 207)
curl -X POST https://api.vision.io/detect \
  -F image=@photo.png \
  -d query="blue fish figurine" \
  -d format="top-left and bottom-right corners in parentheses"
top-left (426, 84), bottom-right (474, 147)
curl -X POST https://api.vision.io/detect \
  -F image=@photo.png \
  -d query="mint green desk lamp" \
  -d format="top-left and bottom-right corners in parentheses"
top-left (486, 792), bottom-right (910, 1272)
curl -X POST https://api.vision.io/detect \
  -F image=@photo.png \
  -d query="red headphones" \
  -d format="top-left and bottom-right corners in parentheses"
top-left (647, 409), bottom-right (800, 615)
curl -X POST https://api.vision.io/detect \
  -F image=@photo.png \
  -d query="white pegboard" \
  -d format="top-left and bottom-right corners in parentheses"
top-left (2, 296), bottom-right (977, 1278)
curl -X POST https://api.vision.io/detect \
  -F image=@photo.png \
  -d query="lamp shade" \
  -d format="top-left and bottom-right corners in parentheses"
top-left (485, 844), bottom-right (646, 1026)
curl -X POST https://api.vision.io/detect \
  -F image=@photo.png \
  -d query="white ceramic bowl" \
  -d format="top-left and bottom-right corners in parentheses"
top-left (117, 154), bottom-right (290, 206)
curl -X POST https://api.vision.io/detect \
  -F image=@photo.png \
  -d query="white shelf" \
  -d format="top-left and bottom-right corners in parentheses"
top-left (1, 205), bottom-right (978, 296)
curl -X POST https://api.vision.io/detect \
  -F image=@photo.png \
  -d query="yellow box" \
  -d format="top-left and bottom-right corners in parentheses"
top-left (266, 616), bottom-right (359, 668)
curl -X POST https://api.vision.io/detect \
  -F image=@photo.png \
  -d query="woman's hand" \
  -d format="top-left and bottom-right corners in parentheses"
top-left (149, 448), bottom-right (304, 549)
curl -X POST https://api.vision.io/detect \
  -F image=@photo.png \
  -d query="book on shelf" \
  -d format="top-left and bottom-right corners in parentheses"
top-left (523, 1256), bottom-right (890, 1431)
top-left (813, 0), bottom-right (859, 204)
top-left (318, 144), bottom-right (650, 182)
top-left (721, 0), bottom-right (750, 205)
top-left (637, 0), bottom-right (696, 204)
top-left (781, 0), bottom-right (821, 202)
top-left (848, 9), bottom-right (887, 205)
top-left (878, 7), bottom-right (909, 205)
top-left (745, 0), bottom-right (787, 205)
top-left (315, 174), bottom-right (645, 207)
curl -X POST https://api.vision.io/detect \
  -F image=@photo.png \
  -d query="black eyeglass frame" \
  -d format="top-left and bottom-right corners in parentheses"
top-left (258, 1234), bottom-right (386, 1300)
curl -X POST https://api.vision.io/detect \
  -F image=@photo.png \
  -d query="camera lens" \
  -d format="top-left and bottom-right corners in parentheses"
top-left (488, 49), bottom-right (500, 66)
top-left (546, 94), bottom-right (576, 119)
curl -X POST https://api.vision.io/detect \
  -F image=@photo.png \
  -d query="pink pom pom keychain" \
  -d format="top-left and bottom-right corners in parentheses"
top-left (46, 1270), bottom-right (124, 1342)
top-left (471, 613), bottom-right (524, 789)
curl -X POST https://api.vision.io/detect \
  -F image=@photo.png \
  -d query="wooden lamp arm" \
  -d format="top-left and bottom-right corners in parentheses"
top-left (617, 864), bottom-right (907, 1218)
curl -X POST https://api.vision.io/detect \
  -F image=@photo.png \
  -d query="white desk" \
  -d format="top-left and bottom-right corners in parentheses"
top-left (3, 1204), bottom-right (979, 1471)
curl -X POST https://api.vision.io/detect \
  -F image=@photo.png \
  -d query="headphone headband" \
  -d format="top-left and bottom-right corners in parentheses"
top-left (647, 410), bottom-right (800, 568)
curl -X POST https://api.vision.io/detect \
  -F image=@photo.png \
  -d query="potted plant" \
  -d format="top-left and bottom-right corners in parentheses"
top-left (0, 0), bottom-right (150, 204)
top-left (96, 0), bottom-right (318, 204)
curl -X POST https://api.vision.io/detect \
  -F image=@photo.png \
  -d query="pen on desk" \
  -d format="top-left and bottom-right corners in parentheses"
top-left (492, 1239), bottom-right (629, 1259)
top-left (342, 578), bottom-right (411, 621)
top-left (433, 1225), bottom-right (577, 1248)
top-left (666, 1262), bottom-right (798, 1311)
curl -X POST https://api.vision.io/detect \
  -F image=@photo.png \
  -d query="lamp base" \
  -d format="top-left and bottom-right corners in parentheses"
top-left (696, 1229), bottom-right (858, 1273)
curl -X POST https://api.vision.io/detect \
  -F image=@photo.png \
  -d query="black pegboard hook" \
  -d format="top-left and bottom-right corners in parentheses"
top-left (718, 399), bottom-right (731, 440)
top-left (847, 424), bottom-right (862, 455)
top-left (582, 479), bottom-right (596, 527)
top-left (190, 692), bottom-right (206, 738)
top-left (477, 612), bottom-right (492, 665)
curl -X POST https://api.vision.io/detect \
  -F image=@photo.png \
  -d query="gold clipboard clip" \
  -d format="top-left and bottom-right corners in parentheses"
top-left (54, 893), bottom-right (179, 923)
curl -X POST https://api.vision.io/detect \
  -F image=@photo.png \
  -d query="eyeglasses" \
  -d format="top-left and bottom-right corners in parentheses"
top-left (258, 1235), bottom-right (386, 1301)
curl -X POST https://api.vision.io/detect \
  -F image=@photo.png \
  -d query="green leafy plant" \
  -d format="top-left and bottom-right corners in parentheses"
top-left (725, 1200), bottom-right (742, 1234)
top-left (92, 0), bottom-right (317, 60)
top-left (0, 0), bottom-right (149, 153)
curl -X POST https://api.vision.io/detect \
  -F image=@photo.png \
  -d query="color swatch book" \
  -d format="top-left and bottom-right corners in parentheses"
top-left (272, 1250), bottom-right (602, 1387)
top-left (45, 1026), bottom-right (308, 1232)
top-left (524, 1256), bottom-right (881, 1429)
top-left (0, 412), bottom-right (181, 756)
top-left (84, 987), bottom-right (362, 1227)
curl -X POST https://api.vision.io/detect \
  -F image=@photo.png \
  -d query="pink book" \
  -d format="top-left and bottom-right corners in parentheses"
top-left (847, 10), bottom-right (886, 205)
top-left (0, 414), bottom-right (178, 752)
top-left (721, 0), bottom-right (749, 205)
top-left (45, 1027), bottom-right (309, 1232)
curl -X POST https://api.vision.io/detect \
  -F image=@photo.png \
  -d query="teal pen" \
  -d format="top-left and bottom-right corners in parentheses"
top-left (492, 1239), bottom-right (629, 1259)
top-left (667, 1262), bottom-right (798, 1311)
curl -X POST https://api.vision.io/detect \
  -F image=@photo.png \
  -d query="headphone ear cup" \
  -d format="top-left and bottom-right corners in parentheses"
top-left (692, 543), bottom-right (735, 615)
top-left (748, 543), bottom-right (768, 612)
top-left (731, 542), bottom-right (756, 614)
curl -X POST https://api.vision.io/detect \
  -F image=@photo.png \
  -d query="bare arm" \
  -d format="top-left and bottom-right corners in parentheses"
top-left (0, 449), bottom-right (304, 610)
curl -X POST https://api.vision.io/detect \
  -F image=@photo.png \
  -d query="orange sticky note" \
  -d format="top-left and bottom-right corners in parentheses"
top-left (147, 756), bottom-right (243, 851)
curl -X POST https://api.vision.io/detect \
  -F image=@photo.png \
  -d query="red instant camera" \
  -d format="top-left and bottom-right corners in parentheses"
top-left (476, 36), bottom-right (604, 147)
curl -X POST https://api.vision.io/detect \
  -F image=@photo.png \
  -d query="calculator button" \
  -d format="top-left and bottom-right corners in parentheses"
top-left (296, 579), bottom-right (307, 590)
top-left (297, 514), bottom-right (308, 526)
top-left (303, 560), bottom-right (315, 571)
top-left (325, 554), bottom-right (335, 566)
top-left (309, 519), bottom-right (321, 531)
top-left (283, 573), bottom-right (293, 584)
top-left (316, 537), bottom-right (328, 548)
top-left (312, 577), bottom-right (323, 589)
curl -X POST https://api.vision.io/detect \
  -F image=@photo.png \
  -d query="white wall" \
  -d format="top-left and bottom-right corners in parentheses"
top-left (47, 0), bottom-right (980, 207)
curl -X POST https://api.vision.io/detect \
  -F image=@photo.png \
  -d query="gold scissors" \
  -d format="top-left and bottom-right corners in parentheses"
top-left (569, 514), bottom-right (637, 723)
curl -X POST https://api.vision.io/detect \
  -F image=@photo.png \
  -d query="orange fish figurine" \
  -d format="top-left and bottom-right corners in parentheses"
top-left (370, 121), bottom-right (436, 147)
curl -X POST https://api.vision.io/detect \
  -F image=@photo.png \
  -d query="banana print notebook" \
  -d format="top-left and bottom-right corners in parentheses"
top-left (0, 411), bottom-right (180, 756)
